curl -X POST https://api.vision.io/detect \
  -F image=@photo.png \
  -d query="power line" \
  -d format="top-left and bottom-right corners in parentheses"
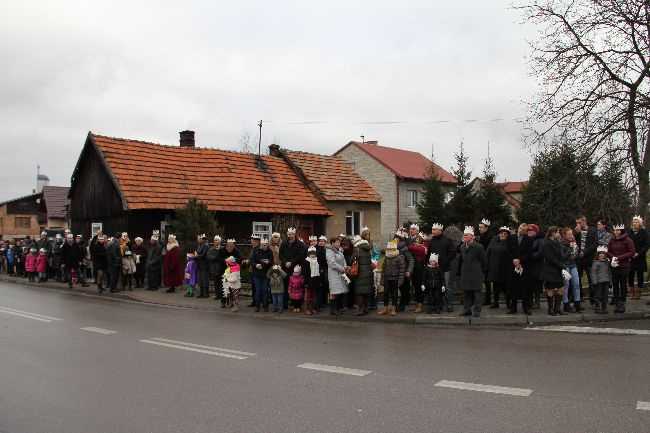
top-left (263, 117), bottom-right (523, 125)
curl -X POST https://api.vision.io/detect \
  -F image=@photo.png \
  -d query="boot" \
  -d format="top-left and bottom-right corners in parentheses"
top-left (414, 303), bottom-right (423, 314)
top-left (263, 301), bottom-right (269, 313)
top-left (633, 287), bottom-right (641, 300)
top-left (555, 296), bottom-right (566, 315)
top-left (426, 306), bottom-right (432, 314)
top-left (563, 302), bottom-right (570, 313)
top-left (614, 302), bottom-right (625, 313)
top-left (330, 302), bottom-right (339, 316)
top-left (594, 303), bottom-right (603, 314)
top-left (255, 304), bottom-right (260, 312)
top-left (574, 301), bottom-right (583, 313)
top-left (600, 302), bottom-right (609, 314)
top-left (221, 298), bottom-right (227, 308)
top-left (532, 292), bottom-right (541, 309)
top-left (390, 305), bottom-right (397, 316)
top-left (378, 306), bottom-right (388, 316)
top-left (547, 296), bottom-right (555, 316)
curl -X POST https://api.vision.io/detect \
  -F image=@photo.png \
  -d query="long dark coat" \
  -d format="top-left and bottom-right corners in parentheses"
top-left (132, 244), bottom-right (148, 277)
top-left (486, 238), bottom-right (511, 283)
top-left (354, 242), bottom-right (374, 295)
top-left (457, 242), bottom-right (487, 291)
top-left (540, 239), bottom-right (565, 284)
top-left (163, 245), bottom-right (183, 288)
top-left (628, 228), bottom-right (649, 272)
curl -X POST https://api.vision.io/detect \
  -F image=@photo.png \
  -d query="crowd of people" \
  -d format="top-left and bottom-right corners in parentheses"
top-left (1, 214), bottom-right (649, 318)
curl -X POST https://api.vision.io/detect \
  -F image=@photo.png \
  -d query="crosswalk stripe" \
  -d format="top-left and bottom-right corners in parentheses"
top-left (148, 338), bottom-right (257, 356)
top-left (0, 308), bottom-right (52, 322)
top-left (140, 339), bottom-right (248, 359)
top-left (435, 380), bottom-right (533, 396)
top-left (81, 327), bottom-right (117, 335)
top-left (0, 306), bottom-right (62, 321)
top-left (297, 363), bottom-right (372, 377)
top-left (637, 401), bottom-right (650, 411)
top-left (525, 325), bottom-right (650, 336)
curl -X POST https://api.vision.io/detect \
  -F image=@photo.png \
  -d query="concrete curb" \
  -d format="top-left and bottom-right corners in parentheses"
top-left (2, 275), bottom-right (649, 327)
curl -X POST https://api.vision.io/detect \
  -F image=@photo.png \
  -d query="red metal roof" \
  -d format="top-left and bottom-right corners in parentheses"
top-left (285, 151), bottom-right (381, 202)
top-left (335, 141), bottom-right (456, 183)
top-left (499, 181), bottom-right (528, 194)
top-left (89, 134), bottom-right (332, 215)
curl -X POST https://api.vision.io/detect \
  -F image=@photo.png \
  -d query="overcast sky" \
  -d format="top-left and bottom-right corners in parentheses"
top-left (0, 0), bottom-right (536, 202)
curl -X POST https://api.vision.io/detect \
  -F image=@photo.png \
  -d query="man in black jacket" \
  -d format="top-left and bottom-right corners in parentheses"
top-left (279, 228), bottom-right (305, 309)
top-left (206, 235), bottom-right (223, 302)
top-left (146, 235), bottom-right (163, 291)
top-left (573, 215), bottom-right (598, 306)
top-left (427, 223), bottom-right (457, 313)
top-left (195, 234), bottom-right (211, 298)
top-left (477, 219), bottom-right (493, 306)
top-left (74, 235), bottom-right (89, 287)
top-left (60, 234), bottom-right (78, 289)
top-left (507, 223), bottom-right (535, 315)
top-left (106, 233), bottom-right (122, 293)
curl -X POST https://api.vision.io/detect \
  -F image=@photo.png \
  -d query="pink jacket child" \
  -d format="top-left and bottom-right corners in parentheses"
top-left (36, 250), bottom-right (48, 273)
top-left (288, 265), bottom-right (305, 301)
top-left (25, 250), bottom-right (37, 273)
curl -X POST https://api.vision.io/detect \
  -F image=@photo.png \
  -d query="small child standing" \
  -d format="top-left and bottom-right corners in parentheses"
top-left (121, 250), bottom-right (136, 291)
top-left (423, 253), bottom-right (446, 314)
top-left (36, 248), bottom-right (48, 282)
top-left (25, 248), bottom-right (37, 282)
top-left (379, 241), bottom-right (406, 317)
top-left (592, 246), bottom-right (611, 314)
top-left (302, 247), bottom-right (322, 315)
top-left (288, 264), bottom-right (304, 313)
top-left (222, 256), bottom-right (241, 312)
top-left (267, 265), bottom-right (287, 313)
top-left (184, 252), bottom-right (197, 297)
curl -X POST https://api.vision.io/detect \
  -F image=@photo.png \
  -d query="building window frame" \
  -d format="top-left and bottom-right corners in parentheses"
top-left (406, 190), bottom-right (418, 208)
top-left (15, 216), bottom-right (31, 229)
top-left (252, 221), bottom-right (272, 240)
top-left (345, 211), bottom-right (363, 236)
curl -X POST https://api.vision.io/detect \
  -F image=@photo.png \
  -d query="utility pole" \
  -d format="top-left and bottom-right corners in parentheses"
top-left (258, 120), bottom-right (263, 155)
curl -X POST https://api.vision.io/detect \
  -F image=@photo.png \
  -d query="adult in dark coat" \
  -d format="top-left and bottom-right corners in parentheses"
top-left (131, 237), bottom-right (149, 288)
top-left (353, 238), bottom-right (373, 315)
top-left (607, 226), bottom-right (636, 313)
top-left (163, 235), bottom-right (183, 293)
top-left (146, 236), bottom-right (163, 291)
top-left (573, 215), bottom-right (598, 305)
top-left (206, 236), bottom-right (224, 302)
top-left (51, 235), bottom-right (64, 281)
top-left (279, 230), bottom-right (306, 309)
top-left (60, 235), bottom-right (78, 289)
top-left (477, 220), bottom-right (493, 306)
top-left (507, 224), bottom-right (535, 315)
top-left (74, 235), bottom-right (89, 286)
top-left (91, 236), bottom-right (107, 292)
top-left (194, 235), bottom-right (211, 298)
top-left (485, 227), bottom-right (512, 309)
top-left (106, 234), bottom-right (122, 293)
top-left (427, 225), bottom-right (457, 312)
top-left (627, 216), bottom-right (649, 300)
top-left (457, 229), bottom-right (487, 317)
top-left (250, 239), bottom-right (273, 311)
top-left (527, 225), bottom-right (545, 309)
top-left (540, 227), bottom-right (567, 316)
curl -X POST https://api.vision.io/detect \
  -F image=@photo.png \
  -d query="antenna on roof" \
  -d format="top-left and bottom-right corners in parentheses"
top-left (257, 120), bottom-right (263, 155)
top-left (360, 135), bottom-right (365, 143)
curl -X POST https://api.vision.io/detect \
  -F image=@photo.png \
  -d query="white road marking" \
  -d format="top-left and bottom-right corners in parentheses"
top-left (148, 338), bottom-right (257, 356)
top-left (81, 327), bottom-right (117, 335)
top-left (0, 306), bottom-right (62, 321)
top-left (297, 363), bottom-right (372, 377)
top-left (638, 401), bottom-right (650, 411)
top-left (525, 325), bottom-right (650, 336)
top-left (140, 339), bottom-right (248, 360)
top-left (434, 380), bottom-right (533, 397)
top-left (0, 308), bottom-right (52, 322)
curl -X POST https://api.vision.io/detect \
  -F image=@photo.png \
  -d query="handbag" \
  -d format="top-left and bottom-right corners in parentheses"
top-left (346, 250), bottom-right (359, 278)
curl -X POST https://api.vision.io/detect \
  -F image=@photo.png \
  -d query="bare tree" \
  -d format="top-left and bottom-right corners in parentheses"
top-left (515, 0), bottom-right (650, 218)
top-left (237, 128), bottom-right (257, 153)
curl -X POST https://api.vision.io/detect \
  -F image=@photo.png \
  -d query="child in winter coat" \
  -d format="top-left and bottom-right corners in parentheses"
top-left (302, 246), bottom-right (322, 315)
top-left (591, 246), bottom-right (612, 314)
top-left (36, 248), bottom-right (48, 282)
top-left (121, 250), bottom-right (136, 291)
top-left (222, 256), bottom-right (241, 312)
top-left (288, 264), bottom-right (304, 313)
top-left (379, 241), bottom-right (406, 317)
top-left (25, 248), bottom-right (37, 282)
top-left (184, 253), bottom-right (197, 297)
top-left (267, 265), bottom-right (287, 313)
top-left (423, 253), bottom-right (446, 314)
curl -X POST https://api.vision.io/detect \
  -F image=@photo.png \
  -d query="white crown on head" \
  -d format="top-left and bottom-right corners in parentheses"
top-left (419, 233), bottom-right (430, 241)
top-left (152, 230), bottom-right (160, 235)
top-left (498, 226), bottom-right (511, 233)
top-left (632, 215), bottom-right (644, 224)
top-left (395, 229), bottom-right (406, 237)
top-left (226, 238), bottom-right (236, 243)
top-left (613, 224), bottom-right (625, 231)
top-left (135, 237), bottom-right (143, 243)
top-left (481, 219), bottom-right (491, 226)
top-left (410, 223), bottom-right (419, 231)
top-left (197, 233), bottom-right (206, 240)
top-left (272, 232), bottom-right (281, 238)
top-left (308, 246), bottom-right (316, 253)
top-left (287, 227), bottom-right (297, 234)
top-left (122, 232), bottom-right (129, 239)
top-left (463, 226), bottom-right (475, 235)
top-left (308, 235), bottom-right (317, 241)
top-left (429, 253), bottom-right (439, 263)
top-left (214, 235), bottom-right (221, 241)
top-left (318, 235), bottom-right (327, 241)
top-left (167, 234), bottom-right (176, 240)
top-left (151, 235), bottom-right (159, 241)
top-left (260, 238), bottom-right (269, 244)
top-left (431, 223), bottom-right (443, 230)
top-left (361, 226), bottom-right (370, 233)
top-left (596, 246), bottom-right (608, 253)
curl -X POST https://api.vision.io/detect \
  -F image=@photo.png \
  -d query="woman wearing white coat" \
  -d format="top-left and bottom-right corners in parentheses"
top-left (326, 236), bottom-right (349, 316)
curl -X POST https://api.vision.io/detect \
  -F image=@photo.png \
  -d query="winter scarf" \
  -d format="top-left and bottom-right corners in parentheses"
top-left (306, 256), bottom-right (320, 277)
top-left (385, 248), bottom-right (399, 259)
top-left (166, 241), bottom-right (179, 251)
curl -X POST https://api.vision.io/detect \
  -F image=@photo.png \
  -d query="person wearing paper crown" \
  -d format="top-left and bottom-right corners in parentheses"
top-left (251, 238), bottom-right (273, 312)
top-left (206, 235), bottom-right (224, 304)
top-left (507, 223), bottom-right (535, 316)
top-left (146, 234), bottom-right (163, 291)
top-left (486, 226), bottom-right (513, 309)
top-left (627, 215), bottom-right (649, 301)
top-left (477, 218), bottom-right (494, 306)
top-left (183, 252), bottom-right (197, 297)
top-left (423, 253), bottom-right (445, 314)
top-left (163, 234), bottom-right (183, 293)
top-left (540, 226), bottom-right (568, 316)
top-left (607, 224), bottom-right (636, 313)
top-left (131, 236), bottom-right (148, 289)
top-left (279, 228), bottom-right (306, 310)
top-left (591, 246), bottom-right (612, 314)
top-left (426, 223), bottom-right (457, 313)
top-left (223, 255), bottom-right (242, 312)
top-left (217, 240), bottom-right (243, 307)
top-left (457, 226), bottom-right (487, 318)
top-left (288, 264), bottom-right (305, 313)
top-left (379, 240), bottom-right (406, 317)
top-left (393, 228), bottom-right (414, 312)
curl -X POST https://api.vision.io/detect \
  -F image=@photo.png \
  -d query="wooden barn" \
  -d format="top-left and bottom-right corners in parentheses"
top-left (68, 131), bottom-right (332, 242)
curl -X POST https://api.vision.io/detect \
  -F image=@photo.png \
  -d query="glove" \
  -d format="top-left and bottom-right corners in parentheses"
top-left (611, 257), bottom-right (619, 268)
top-left (441, 286), bottom-right (446, 293)
top-left (562, 269), bottom-right (571, 281)
top-left (421, 284), bottom-right (426, 292)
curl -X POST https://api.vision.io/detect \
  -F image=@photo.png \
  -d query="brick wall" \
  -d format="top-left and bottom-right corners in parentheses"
top-left (324, 201), bottom-right (381, 239)
top-left (0, 204), bottom-right (42, 240)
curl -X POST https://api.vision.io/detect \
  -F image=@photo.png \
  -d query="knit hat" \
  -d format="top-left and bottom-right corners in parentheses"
top-left (293, 264), bottom-right (302, 273)
top-left (76, 234), bottom-right (82, 239)
top-left (527, 224), bottom-right (539, 233)
top-left (429, 253), bottom-right (439, 263)
top-left (225, 256), bottom-right (237, 266)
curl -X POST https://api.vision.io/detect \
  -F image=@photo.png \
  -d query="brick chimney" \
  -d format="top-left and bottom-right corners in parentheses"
top-left (268, 143), bottom-right (281, 157)
top-left (179, 130), bottom-right (195, 147)
top-left (365, 140), bottom-right (378, 145)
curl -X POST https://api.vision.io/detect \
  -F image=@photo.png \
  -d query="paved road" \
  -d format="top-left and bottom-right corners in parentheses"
top-left (1, 281), bottom-right (648, 433)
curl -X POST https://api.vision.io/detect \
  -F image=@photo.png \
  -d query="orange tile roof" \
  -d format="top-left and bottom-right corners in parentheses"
top-left (499, 181), bottom-right (528, 194)
top-left (285, 151), bottom-right (381, 202)
top-left (335, 141), bottom-right (457, 183)
top-left (89, 134), bottom-right (332, 215)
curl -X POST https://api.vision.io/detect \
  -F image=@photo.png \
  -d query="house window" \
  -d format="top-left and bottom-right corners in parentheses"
top-left (345, 211), bottom-right (362, 236)
top-left (91, 222), bottom-right (103, 240)
top-left (444, 191), bottom-right (454, 204)
top-left (15, 217), bottom-right (31, 228)
top-left (406, 190), bottom-right (418, 207)
top-left (252, 222), bottom-right (272, 240)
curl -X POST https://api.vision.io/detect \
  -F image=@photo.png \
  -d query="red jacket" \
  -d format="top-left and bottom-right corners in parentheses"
top-left (36, 253), bottom-right (48, 273)
top-left (163, 245), bottom-right (183, 288)
top-left (25, 253), bottom-right (37, 273)
top-left (607, 233), bottom-right (635, 269)
top-left (408, 243), bottom-right (427, 263)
